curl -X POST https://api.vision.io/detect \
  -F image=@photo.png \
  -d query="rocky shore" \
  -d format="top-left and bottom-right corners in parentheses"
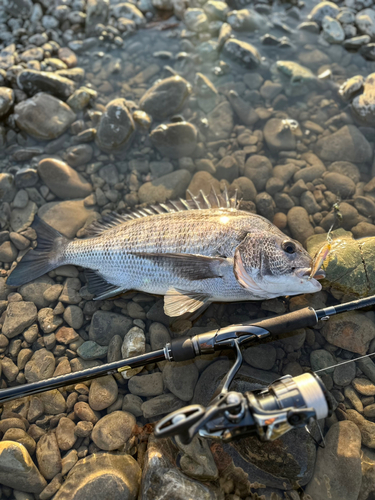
top-left (1, 0), bottom-right (375, 498)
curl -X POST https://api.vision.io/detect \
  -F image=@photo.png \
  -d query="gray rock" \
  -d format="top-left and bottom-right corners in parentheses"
top-left (77, 341), bottom-right (108, 360)
top-left (15, 93), bottom-right (76, 141)
top-left (346, 409), bottom-right (375, 448)
top-left (216, 156), bottom-right (238, 183)
top-left (2, 301), bottom-right (37, 339)
top-left (355, 196), bottom-right (375, 218)
top-left (352, 73), bottom-right (375, 126)
top-left (322, 312), bottom-right (375, 355)
top-left (287, 206), bottom-right (314, 245)
top-left (0, 173), bottom-right (16, 203)
top-left (74, 401), bottom-right (99, 424)
top-left (308, 1), bottom-right (340, 24)
top-left (231, 177), bottom-right (257, 201)
top-left (111, 2), bottom-right (145, 26)
top-left (264, 118), bottom-right (296, 152)
top-left (227, 8), bottom-right (267, 31)
top-left (305, 421), bottom-right (361, 500)
top-left (356, 9), bottom-right (375, 39)
top-left (352, 378), bottom-right (375, 396)
top-left (140, 76), bottom-right (191, 120)
top-left (140, 436), bottom-right (220, 500)
top-left (122, 394), bottom-right (143, 417)
top-left (38, 158), bottom-right (92, 200)
top-left (243, 344), bottom-right (276, 370)
top-left (272, 60), bottom-right (315, 97)
top-left (86, 0), bottom-right (109, 33)
top-left (176, 434), bottom-right (218, 481)
top-left (121, 326), bottom-right (145, 379)
top-left (95, 98), bottom-right (135, 153)
top-left (300, 190), bottom-right (321, 214)
top-left (0, 441), bottom-right (46, 493)
top-left (107, 335), bottom-right (122, 363)
top-left (0, 241), bottom-right (17, 262)
top-left (18, 277), bottom-right (53, 310)
top-left (1, 357), bottom-right (19, 382)
top-left (138, 169), bottom-right (191, 204)
top-left (323, 172), bottom-right (356, 199)
top-left (328, 161), bottom-right (360, 183)
top-left (89, 375), bottom-right (118, 411)
top-left (17, 70), bottom-right (75, 100)
top-left (15, 168), bottom-right (39, 189)
top-left (256, 192), bottom-right (275, 220)
top-left (24, 349), bottom-right (55, 383)
top-left (10, 201), bottom-right (38, 232)
top-left (39, 389), bottom-right (66, 414)
top-left (38, 307), bottom-right (63, 333)
top-left (223, 39), bottom-right (261, 69)
top-left (315, 125), bottom-right (372, 163)
top-left (89, 311), bottom-right (132, 346)
top-left (128, 372), bottom-right (164, 397)
top-left (207, 101), bottom-right (234, 140)
top-left (66, 144), bottom-right (93, 167)
top-left (322, 15), bottom-right (345, 43)
top-left (142, 393), bottom-right (184, 419)
top-left (0, 87), bottom-right (14, 117)
top-left (63, 305), bottom-right (84, 330)
top-left (150, 122), bottom-right (197, 159)
top-left (38, 200), bottom-right (93, 239)
top-left (36, 433), bottom-right (61, 480)
top-left (184, 8), bottom-right (209, 32)
top-left (162, 361), bottom-right (199, 401)
top-left (54, 453), bottom-right (140, 500)
top-left (310, 349), bottom-right (335, 373)
top-left (56, 417), bottom-right (77, 451)
top-left (2, 428), bottom-right (36, 455)
top-left (244, 155), bottom-right (273, 191)
top-left (91, 411), bottom-right (135, 451)
top-left (333, 361), bottom-right (356, 386)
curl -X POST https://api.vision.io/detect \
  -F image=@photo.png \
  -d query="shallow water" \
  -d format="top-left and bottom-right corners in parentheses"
top-left (1, 0), bottom-right (375, 498)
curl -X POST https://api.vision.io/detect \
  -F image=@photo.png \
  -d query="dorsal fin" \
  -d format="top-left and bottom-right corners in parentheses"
top-left (84, 187), bottom-right (239, 237)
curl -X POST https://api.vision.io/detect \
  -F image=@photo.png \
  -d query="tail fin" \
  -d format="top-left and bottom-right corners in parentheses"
top-left (6, 215), bottom-right (70, 287)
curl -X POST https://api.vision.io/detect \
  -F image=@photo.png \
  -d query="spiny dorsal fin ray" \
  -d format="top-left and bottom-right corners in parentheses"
top-left (84, 187), bottom-right (239, 237)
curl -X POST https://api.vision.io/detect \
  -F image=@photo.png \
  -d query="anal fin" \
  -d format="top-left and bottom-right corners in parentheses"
top-left (85, 269), bottom-right (126, 300)
top-left (164, 287), bottom-right (211, 317)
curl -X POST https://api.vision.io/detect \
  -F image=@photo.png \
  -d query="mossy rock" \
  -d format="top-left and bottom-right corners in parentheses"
top-left (306, 229), bottom-right (375, 297)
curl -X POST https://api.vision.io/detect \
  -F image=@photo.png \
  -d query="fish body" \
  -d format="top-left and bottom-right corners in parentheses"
top-left (7, 190), bottom-right (323, 317)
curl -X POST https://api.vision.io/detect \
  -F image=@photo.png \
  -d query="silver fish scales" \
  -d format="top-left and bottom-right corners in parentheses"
top-left (7, 189), bottom-right (324, 317)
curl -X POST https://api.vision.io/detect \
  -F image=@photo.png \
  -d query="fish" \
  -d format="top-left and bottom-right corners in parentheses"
top-left (309, 242), bottom-right (331, 280)
top-left (6, 189), bottom-right (324, 317)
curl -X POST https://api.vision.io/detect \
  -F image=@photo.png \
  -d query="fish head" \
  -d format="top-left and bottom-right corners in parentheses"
top-left (234, 233), bottom-right (324, 298)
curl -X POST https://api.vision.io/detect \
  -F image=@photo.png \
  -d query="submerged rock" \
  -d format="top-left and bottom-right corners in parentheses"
top-left (95, 98), bottom-right (135, 153)
top-left (150, 122), bottom-right (197, 158)
top-left (138, 169), bottom-right (192, 204)
top-left (17, 70), bottom-right (76, 99)
top-left (222, 39), bottom-right (261, 69)
top-left (38, 200), bottom-right (93, 239)
top-left (38, 158), bottom-right (92, 200)
top-left (314, 125), bottom-right (372, 163)
top-left (352, 73), bottom-right (375, 125)
top-left (15, 93), bottom-right (76, 140)
top-left (272, 61), bottom-right (315, 96)
top-left (139, 76), bottom-right (191, 120)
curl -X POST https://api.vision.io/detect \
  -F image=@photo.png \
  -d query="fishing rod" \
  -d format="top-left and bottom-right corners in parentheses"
top-left (1, 293), bottom-right (375, 405)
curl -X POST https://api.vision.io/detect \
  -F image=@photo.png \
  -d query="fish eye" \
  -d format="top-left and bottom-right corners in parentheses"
top-left (282, 241), bottom-right (297, 254)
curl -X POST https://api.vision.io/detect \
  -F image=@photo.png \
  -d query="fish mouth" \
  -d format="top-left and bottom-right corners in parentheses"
top-left (297, 268), bottom-right (326, 280)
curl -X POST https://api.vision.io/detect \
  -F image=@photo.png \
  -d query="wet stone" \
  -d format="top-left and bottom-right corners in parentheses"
top-left (2, 301), bottom-right (37, 339)
top-left (77, 341), bottom-right (108, 360)
top-left (353, 378), bottom-right (375, 396)
top-left (122, 394), bottom-right (143, 417)
top-left (24, 349), bottom-right (55, 383)
top-left (95, 98), bottom-right (135, 154)
top-left (150, 122), bottom-right (197, 159)
top-left (333, 361), bottom-right (356, 386)
top-left (244, 155), bottom-right (272, 192)
top-left (322, 312), bottom-right (375, 355)
top-left (121, 326), bottom-right (145, 379)
top-left (223, 38), bottom-right (261, 69)
top-left (264, 118), bottom-right (296, 152)
top-left (74, 402), bottom-right (99, 424)
top-left (39, 389), bottom-right (66, 414)
top-left (0, 87), bottom-right (14, 117)
top-left (15, 94), bottom-right (76, 141)
top-left (54, 453), bottom-right (141, 500)
top-left (315, 125), bottom-right (372, 163)
top-left (346, 409), bottom-right (375, 448)
top-left (305, 421), bottom-right (361, 500)
top-left (89, 375), bottom-right (118, 411)
top-left (142, 393), bottom-right (184, 419)
top-left (38, 158), bottom-right (92, 200)
top-left (0, 441), bottom-right (47, 493)
top-left (138, 170), bottom-right (191, 204)
top-left (2, 428), bottom-right (36, 455)
top-left (352, 73), bottom-right (375, 126)
top-left (162, 362), bottom-right (199, 401)
top-left (91, 411), bottom-right (135, 451)
top-left (36, 433), bottom-right (61, 480)
top-left (56, 417), bottom-right (77, 451)
top-left (323, 172), bottom-right (356, 199)
top-left (308, 1), bottom-right (340, 24)
top-left (140, 76), bottom-right (191, 120)
top-left (322, 15), bottom-right (345, 43)
top-left (17, 70), bottom-right (75, 100)
top-left (128, 372), bottom-right (164, 397)
top-left (207, 101), bottom-right (234, 140)
top-left (89, 311), bottom-right (132, 346)
top-left (287, 206), bottom-right (314, 244)
top-left (184, 8), bottom-right (209, 32)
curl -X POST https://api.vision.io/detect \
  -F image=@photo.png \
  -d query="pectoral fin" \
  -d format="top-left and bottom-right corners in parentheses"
top-left (233, 249), bottom-right (267, 297)
top-left (85, 269), bottom-right (127, 300)
top-left (131, 252), bottom-right (226, 281)
top-left (164, 287), bottom-right (211, 317)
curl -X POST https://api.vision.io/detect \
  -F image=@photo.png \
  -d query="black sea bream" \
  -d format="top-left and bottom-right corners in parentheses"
top-left (7, 189), bottom-right (323, 317)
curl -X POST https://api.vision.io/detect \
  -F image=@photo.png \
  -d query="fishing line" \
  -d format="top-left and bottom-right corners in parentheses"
top-left (314, 351), bottom-right (375, 374)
